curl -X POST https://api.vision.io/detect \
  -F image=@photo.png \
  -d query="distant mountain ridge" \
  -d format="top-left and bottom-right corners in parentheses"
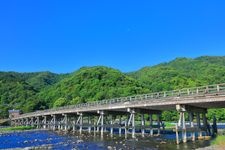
top-left (1, 56), bottom-right (225, 120)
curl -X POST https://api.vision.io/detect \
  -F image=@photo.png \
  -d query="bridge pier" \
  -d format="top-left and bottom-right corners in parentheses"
top-left (141, 114), bottom-right (145, 136)
top-left (157, 114), bottom-right (161, 135)
top-left (42, 116), bottom-right (47, 129)
top-left (62, 114), bottom-right (68, 132)
top-left (28, 117), bottom-right (34, 127)
top-left (196, 112), bottom-right (202, 138)
top-left (149, 114), bottom-right (153, 136)
top-left (18, 119), bottom-right (22, 126)
top-left (76, 113), bottom-right (83, 134)
top-left (119, 115), bottom-right (122, 136)
top-left (188, 112), bottom-right (195, 141)
top-left (25, 118), bottom-right (29, 127)
top-left (72, 117), bottom-right (76, 132)
top-left (57, 116), bottom-right (62, 131)
top-left (175, 104), bottom-right (209, 144)
top-left (35, 117), bottom-right (40, 128)
top-left (212, 116), bottom-right (218, 135)
top-left (97, 110), bottom-right (104, 135)
top-left (60, 117), bottom-right (64, 131)
top-left (127, 108), bottom-right (136, 138)
top-left (88, 116), bottom-right (91, 133)
top-left (110, 115), bottom-right (113, 135)
top-left (50, 115), bottom-right (56, 130)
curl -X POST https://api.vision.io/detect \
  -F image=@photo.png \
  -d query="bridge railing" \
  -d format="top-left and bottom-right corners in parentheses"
top-left (13, 83), bottom-right (225, 119)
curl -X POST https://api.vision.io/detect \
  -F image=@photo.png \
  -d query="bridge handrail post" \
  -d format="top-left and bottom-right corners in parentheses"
top-left (145, 94), bottom-right (148, 99)
top-left (217, 85), bottom-right (220, 92)
top-left (205, 86), bottom-right (209, 94)
top-left (187, 89), bottom-right (190, 95)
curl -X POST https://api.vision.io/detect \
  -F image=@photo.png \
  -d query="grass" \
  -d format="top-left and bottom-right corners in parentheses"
top-left (211, 135), bottom-right (225, 149)
top-left (212, 135), bottom-right (225, 145)
top-left (0, 126), bottom-right (35, 132)
top-left (164, 122), bottom-right (175, 129)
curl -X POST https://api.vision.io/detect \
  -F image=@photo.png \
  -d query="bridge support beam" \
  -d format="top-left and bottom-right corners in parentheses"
top-left (72, 117), bottom-right (76, 132)
top-left (88, 116), bottom-right (91, 133)
top-left (189, 112), bottom-right (195, 141)
top-left (127, 108), bottom-right (135, 138)
top-left (212, 116), bottom-right (218, 136)
top-left (149, 114), bottom-right (153, 136)
top-left (58, 117), bottom-right (62, 130)
top-left (119, 115), bottom-right (122, 136)
top-left (21, 119), bottom-right (24, 126)
top-left (110, 115), bottom-right (114, 135)
top-left (50, 115), bottom-right (56, 131)
top-left (62, 114), bottom-right (68, 132)
top-left (35, 117), bottom-right (40, 128)
top-left (42, 116), bottom-right (47, 129)
top-left (25, 118), bottom-right (29, 127)
top-left (76, 113), bottom-right (83, 134)
top-left (157, 114), bottom-right (161, 135)
top-left (97, 110), bottom-right (104, 136)
top-left (29, 117), bottom-right (34, 127)
top-left (196, 112), bottom-right (202, 137)
top-left (141, 114), bottom-right (145, 137)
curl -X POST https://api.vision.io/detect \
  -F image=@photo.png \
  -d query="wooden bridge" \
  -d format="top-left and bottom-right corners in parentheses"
top-left (11, 83), bottom-right (225, 144)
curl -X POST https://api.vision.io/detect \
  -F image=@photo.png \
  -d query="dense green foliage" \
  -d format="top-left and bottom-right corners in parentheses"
top-left (129, 56), bottom-right (225, 91)
top-left (0, 72), bottom-right (64, 118)
top-left (39, 67), bottom-right (150, 107)
top-left (1, 56), bottom-right (225, 121)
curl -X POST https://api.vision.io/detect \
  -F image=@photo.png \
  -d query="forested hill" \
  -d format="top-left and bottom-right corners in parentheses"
top-left (0, 72), bottom-right (65, 118)
top-left (129, 56), bottom-right (225, 91)
top-left (1, 56), bottom-right (225, 120)
top-left (38, 67), bottom-right (150, 108)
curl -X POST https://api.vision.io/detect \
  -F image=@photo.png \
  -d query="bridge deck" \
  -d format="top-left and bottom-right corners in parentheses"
top-left (12, 83), bottom-right (225, 120)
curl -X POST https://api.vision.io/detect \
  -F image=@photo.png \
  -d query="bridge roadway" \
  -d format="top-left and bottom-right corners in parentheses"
top-left (11, 83), bottom-right (225, 144)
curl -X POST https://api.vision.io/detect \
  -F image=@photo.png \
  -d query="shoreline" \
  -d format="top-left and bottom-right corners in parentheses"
top-left (0, 128), bottom-right (48, 134)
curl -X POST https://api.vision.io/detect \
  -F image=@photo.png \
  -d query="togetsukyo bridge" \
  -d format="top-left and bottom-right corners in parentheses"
top-left (11, 83), bottom-right (225, 144)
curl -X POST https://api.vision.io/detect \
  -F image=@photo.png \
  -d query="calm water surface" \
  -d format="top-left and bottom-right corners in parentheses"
top-left (0, 129), bottom-right (214, 150)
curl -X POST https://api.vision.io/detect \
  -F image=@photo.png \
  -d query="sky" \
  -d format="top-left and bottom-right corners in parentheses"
top-left (0, 0), bottom-right (225, 73)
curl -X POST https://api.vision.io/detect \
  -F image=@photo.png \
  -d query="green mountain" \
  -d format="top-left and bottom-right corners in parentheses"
top-left (38, 66), bottom-right (150, 108)
top-left (0, 72), bottom-right (37, 118)
top-left (23, 72), bottom-right (63, 90)
top-left (129, 56), bottom-right (225, 91)
top-left (1, 56), bottom-right (225, 120)
top-left (0, 72), bottom-right (64, 118)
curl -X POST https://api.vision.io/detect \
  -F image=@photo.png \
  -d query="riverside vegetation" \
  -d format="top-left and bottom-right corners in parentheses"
top-left (0, 126), bottom-right (35, 132)
top-left (1, 56), bottom-right (225, 122)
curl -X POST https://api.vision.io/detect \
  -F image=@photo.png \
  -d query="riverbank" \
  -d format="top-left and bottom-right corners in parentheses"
top-left (196, 134), bottom-right (225, 150)
top-left (212, 135), bottom-right (225, 149)
top-left (0, 126), bottom-right (35, 133)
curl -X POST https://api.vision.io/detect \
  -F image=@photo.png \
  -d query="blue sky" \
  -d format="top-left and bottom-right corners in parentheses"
top-left (0, 0), bottom-right (225, 73)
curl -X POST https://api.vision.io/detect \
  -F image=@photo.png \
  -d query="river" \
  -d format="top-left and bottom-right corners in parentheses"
top-left (0, 129), bottom-right (214, 150)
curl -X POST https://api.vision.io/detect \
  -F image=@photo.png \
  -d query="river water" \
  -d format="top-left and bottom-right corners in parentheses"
top-left (0, 129), bottom-right (213, 150)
